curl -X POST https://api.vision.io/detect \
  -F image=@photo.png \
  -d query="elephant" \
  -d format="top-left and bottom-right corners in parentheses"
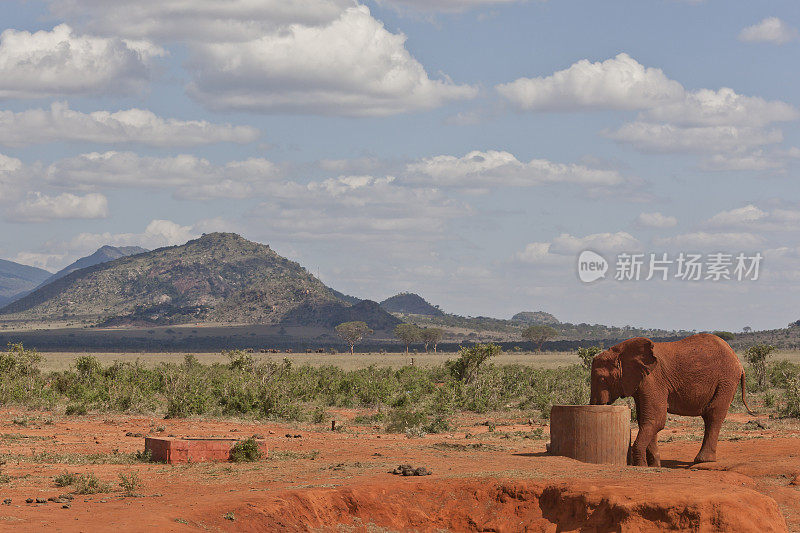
top-left (589, 333), bottom-right (753, 467)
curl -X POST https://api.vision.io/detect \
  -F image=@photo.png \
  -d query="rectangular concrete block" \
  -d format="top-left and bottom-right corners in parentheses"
top-left (145, 437), bottom-right (268, 464)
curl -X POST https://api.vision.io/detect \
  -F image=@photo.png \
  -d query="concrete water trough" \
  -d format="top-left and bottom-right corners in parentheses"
top-left (145, 437), bottom-right (269, 464)
top-left (548, 405), bottom-right (631, 465)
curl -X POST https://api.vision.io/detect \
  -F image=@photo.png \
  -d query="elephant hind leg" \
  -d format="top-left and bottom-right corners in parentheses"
top-left (695, 383), bottom-right (737, 463)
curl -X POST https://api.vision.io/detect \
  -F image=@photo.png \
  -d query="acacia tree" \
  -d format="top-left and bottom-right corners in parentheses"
top-left (394, 323), bottom-right (421, 354)
top-left (522, 325), bottom-right (558, 352)
top-left (420, 328), bottom-right (444, 353)
top-left (335, 321), bottom-right (373, 355)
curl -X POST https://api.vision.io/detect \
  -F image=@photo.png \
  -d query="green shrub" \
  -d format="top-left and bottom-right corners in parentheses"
top-left (385, 407), bottom-right (428, 433)
top-left (229, 437), bottom-right (262, 463)
top-left (744, 344), bottom-right (776, 391)
top-left (54, 471), bottom-right (80, 487)
top-left (73, 473), bottom-right (111, 494)
top-left (118, 472), bottom-right (142, 496)
top-left (576, 346), bottom-right (603, 370)
top-left (784, 378), bottom-right (800, 418)
top-left (65, 403), bottom-right (87, 416)
top-left (446, 344), bottom-right (501, 383)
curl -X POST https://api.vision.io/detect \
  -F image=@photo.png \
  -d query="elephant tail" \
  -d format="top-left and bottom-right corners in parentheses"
top-left (740, 370), bottom-right (756, 415)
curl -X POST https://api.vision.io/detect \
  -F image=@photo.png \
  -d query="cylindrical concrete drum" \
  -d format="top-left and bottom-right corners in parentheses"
top-left (549, 405), bottom-right (631, 465)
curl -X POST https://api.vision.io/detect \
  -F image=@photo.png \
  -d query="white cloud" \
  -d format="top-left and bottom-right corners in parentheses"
top-left (496, 53), bottom-right (684, 111)
top-left (47, 0), bottom-right (352, 42)
top-left (705, 205), bottom-right (767, 228)
top-left (549, 232), bottom-right (640, 255)
top-left (0, 24), bottom-right (163, 99)
top-left (8, 192), bottom-right (108, 222)
top-left (703, 204), bottom-right (800, 232)
top-left (499, 53), bottom-right (798, 163)
top-left (643, 87), bottom-right (799, 128)
top-left (699, 150), bottom-right (787, 172)
top-left (0, 102), bottom-right (259, 147)
top-left (636, 212), bottom-right (677, 228)
top-left (11, 252), bottom-right (61, 271)
top-left (407, 150), bottom-right (624, 187)
top-left (253, 174), bottom-right (466, 249)
top-left (739, 17), bottom-right (799, 45)
top-left (45, 151), bottom-right (282, 200)
top-left (654, 231), bottom-right (764, 249)
top-left (67, 219), bottom-right (199, 253)
top-left (516, 242), bottom-right (560, 264)
top-left (187, 6), bottom-right (476, 116)
top-left (0, 153), bottom-right (26, 202)
top-left (605, 122), bottom-right (782, 154)
top-left (380, 0), bottom-right (525, 12)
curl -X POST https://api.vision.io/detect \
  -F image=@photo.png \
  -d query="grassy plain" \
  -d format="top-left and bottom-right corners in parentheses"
top-left (37, 348), bottom-right (800, 372)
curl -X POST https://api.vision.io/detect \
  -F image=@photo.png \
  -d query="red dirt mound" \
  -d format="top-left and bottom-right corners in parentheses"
top-left (215, 478), bottom-right (786, 532)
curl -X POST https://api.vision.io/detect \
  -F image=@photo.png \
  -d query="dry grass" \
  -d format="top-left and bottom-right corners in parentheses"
top-left (36, 348), bottom-right (800, 372)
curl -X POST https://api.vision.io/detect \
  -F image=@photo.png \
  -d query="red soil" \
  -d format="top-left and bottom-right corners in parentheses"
top-left (0, 409), bottom-right (796, 532)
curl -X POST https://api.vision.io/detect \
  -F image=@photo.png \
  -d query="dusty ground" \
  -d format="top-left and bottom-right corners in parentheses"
top-left (0, 409), bottom-right (797, 532)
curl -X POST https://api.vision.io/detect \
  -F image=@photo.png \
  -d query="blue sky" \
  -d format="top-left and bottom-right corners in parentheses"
top-left (0, 0), bottom-right (798, 331)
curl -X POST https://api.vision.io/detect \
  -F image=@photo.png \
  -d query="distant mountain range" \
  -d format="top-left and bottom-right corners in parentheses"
top-left (39, 245), bottom-right (147, 288)
top-left (0, 233), bottom-right (398, 330)
top-left (0, 260), bottom-right (51, 307)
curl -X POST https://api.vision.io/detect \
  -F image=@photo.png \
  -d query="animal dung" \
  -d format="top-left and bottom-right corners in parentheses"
top-left (548, 405), bottom-right (631, 466)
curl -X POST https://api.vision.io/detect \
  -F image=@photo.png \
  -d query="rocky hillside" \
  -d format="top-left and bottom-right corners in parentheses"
top-left (380, 292), bottom-right (444, 316)
top-left (39, 245), bottom-right (148, 287)
top-left (0, 233), bottom-right (385, 327)
top-left (0, 259), bottom-right (51, 307)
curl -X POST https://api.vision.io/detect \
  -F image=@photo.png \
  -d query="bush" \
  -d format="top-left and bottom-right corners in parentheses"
top-left (54, 471), bottom-right (80, 487)
top-left (713, 331), bottom-right (735, 341)
top-left (446, 344), bottom-right (501, 383)
top-left (73, 473), bottom-right (111, 494)
top-left (744, 344), bottom-right (776, 391)
top-left (784, 378), bottom-right (800, 418)
top-left (229, 437), bottom-right (262, 463)
top-left (576, 346), bottom-right (603, 370)
top-left (118, 472), bottom-right (142, 496)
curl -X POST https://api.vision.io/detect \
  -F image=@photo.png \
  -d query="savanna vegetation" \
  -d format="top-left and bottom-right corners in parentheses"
top-left (0, 341), bottom-right (797, 439)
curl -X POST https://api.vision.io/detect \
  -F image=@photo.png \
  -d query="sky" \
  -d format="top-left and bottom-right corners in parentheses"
top-left (0, 0), bottom-right (798, 331)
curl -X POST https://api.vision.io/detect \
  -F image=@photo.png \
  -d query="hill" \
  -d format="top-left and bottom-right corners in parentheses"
top-left (511, 311), bottom-right (560, 325)
top-left (0, 233), bottom-right (396, 327)
top-left (281, 300), bottom-right (401, 330)
top-left (380, 292), bottom-right (444, 316)
top-left (0, 259), bottom-right (51, 306)
top-left (39, 245), bottom-right (148, 287)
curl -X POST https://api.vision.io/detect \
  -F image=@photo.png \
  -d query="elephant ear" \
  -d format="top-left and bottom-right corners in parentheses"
top-left (619, 337), bottom-right (657, 397)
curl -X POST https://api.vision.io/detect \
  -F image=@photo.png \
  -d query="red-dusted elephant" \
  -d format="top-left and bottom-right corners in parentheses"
top-left (590, 333), bottom-right (753, 467)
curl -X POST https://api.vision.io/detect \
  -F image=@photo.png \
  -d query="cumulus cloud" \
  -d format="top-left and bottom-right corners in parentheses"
top-left (45, 151), bottom-right (282, 200)
top-left (500, 53), bottom-right (798, 164)
top-left (606, 122), bottom-right (783, 154)
top-left (496, 53), bottom-right (684, 111)
top-left (643, 87), bottom-right (799, 128)
top-left (47, 0), bottom-right (352, 42)
top-left (549, 232), bottom-right (640, 255)
top-left (516, 242), bottom-right (558, 264)
top-left (380, 0), bottom-right (524, 12)
top-left (636, 212), bottom-right (677, 228)
top-left (187, 6), bottom-right (476, 116)
top-left (7, 192), bottom-right (108, 222)
top-left (739, 17), bottom-right (799, 45)
top-left (703, 204), bottom-right (800, 232)
top-left (253, 174), bottom-right (465, 249)
top-left (654, 231), bottom-right (764, 249)
top-left (65, 219), bottom-right (202, 256)
top-left (0, 103), bottom-right (259, 147)
top-left (406, 150), bottom-right (624, 187)
top-left (699, 150), bottom-right (788, 172)
top-left (0, 24), bottom-right (163, 99)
